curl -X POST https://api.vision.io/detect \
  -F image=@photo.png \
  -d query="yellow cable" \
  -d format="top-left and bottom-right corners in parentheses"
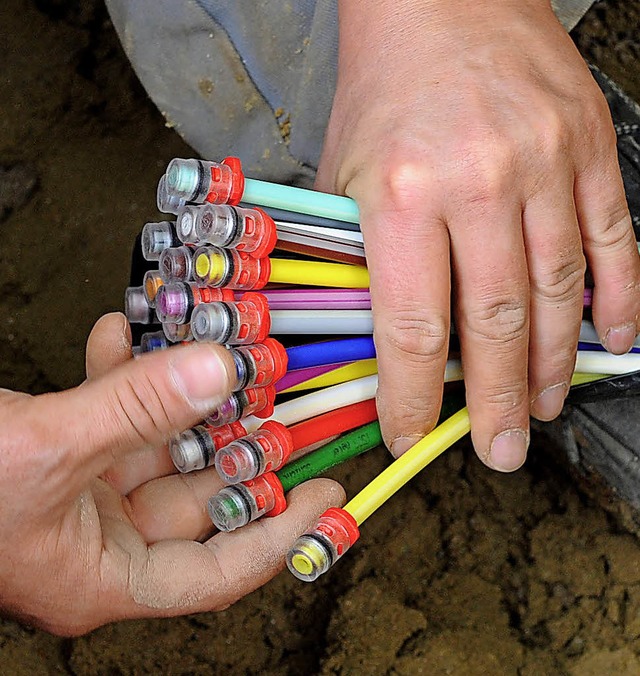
top-left (342, 373), bottom-right (610, 526)
top-left (571, 372), bottom-right (607, 386)
top-left (344, 407), bottom-right (471, 525)
top-left (269, 258), bottom-right (370, 289)
top-left (281, 359), bottom-right (378, 393)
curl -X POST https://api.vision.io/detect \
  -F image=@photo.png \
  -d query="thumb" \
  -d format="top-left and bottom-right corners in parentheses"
top-left (32, 342), bottom-right (235, 490)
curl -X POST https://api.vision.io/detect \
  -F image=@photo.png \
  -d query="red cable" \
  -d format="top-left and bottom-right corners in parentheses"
top-left (288, 399), bottom-right (378, 451)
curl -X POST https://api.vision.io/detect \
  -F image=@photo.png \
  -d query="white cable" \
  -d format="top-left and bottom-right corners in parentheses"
top-left (270, 310), bottom-right (374, 334)
top-left (242, 359), bottom-right (465, 433)
top-left (575, 350), bottom-right (640, 375)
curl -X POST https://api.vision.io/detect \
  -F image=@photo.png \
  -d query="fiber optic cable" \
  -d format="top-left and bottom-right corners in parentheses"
top-left (278, 360), bottom-right (378, 393)
top-left (276, 363), bottom-right (354, 393)
top-left (285, 337), bottom-right (376, 371)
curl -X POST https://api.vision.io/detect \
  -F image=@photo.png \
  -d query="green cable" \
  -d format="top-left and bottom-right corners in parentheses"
top-left (276, 421), bottom-right (382, 492)
top-left (243, 178), bottom-right (360, 225)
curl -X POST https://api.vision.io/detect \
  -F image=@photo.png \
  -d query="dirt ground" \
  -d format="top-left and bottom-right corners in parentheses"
top-left (1, 1), bottom-right (640, 674)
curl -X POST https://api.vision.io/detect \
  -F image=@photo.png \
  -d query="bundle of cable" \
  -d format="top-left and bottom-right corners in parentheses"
top-left (124, 157), bottom-right (640, 583)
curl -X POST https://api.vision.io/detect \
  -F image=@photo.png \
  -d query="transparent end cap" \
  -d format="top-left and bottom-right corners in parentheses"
top-left (142, 221), bottom-right (176, 261)
top-left (155, 283), bottom-right (189, 324)
top-left (157, 174), bottom-right (187, 215)
top-left (159, 246), bottom-right (193, 283)
top-left (169, 428), bottom-right (212, 473)
top-left (176, 205), bottom-right (200, 244)
top-left (215, 441), bottom-right (259, 484)
top-left (124, 286), bottom-right (152, 324)
top-left (162, 321), bottom-right (193, 343)
top-left (143, 270), bottom-right (164, 308)
top-left (140, 331), bottom-right (169, 353)
top-left (287, 534), bottom-right (333, 582)
top-left (166, 158), bottom-right (205, 202)
top-left (207, 487), bottom-right (251, 532)
top-left (191, 303), bottom-right (229, 343)
top-left (193, 246), bottom-right (228, 286)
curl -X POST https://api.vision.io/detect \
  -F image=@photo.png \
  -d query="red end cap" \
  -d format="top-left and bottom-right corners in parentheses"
top-left (263, 472), bottom-right (287, 517)
top-left (242, 291), bottom-right (271, 342)
top-left (220, 288), bottom-right (236, 302)
top-left (252, 208), bottom-right (278, 259)
top-left (222, 157), bottom-right (245, 205)
top-left (250, 256), bottom-right (271, 291)
top-left (255, 385), bottom-right (276, 419)
top-left (208, 423), bottom-right (241, 450)
top-left (262, 337), bottom-right (288, 383)
top-left (229, 421), bottom-right (248, 439)
top-left (323, 507), bottom-right (360, 546)
top-left (259, 420), bottom-right (294, 465)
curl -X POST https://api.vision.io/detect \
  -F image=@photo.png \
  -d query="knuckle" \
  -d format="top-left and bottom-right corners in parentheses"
top-left (458, 139), bottom-right (516, 206)
top-left (535, 111), bottom-right (570, 159)
top-left (533, 254), bottom-right (587, 304)
top-left (382, 158), bottom-right (433, 213)
top-left (466, 296), bottom-right (528, 344)
top-left (378, 310), bottom-right (449, 363)
top-left (478, 380), bottom-right (528, 410)
top-left (588, 208), bottom-right (635, 252)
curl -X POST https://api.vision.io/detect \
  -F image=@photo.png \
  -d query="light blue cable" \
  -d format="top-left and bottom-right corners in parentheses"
top-left (243, 178), bottom-right (360, 225)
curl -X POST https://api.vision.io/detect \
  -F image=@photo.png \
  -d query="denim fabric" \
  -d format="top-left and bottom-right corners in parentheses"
top-left (106, 0), bottom-right (592, 181)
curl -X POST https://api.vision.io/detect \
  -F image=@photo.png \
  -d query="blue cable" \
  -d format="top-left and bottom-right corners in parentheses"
top-left (286, 337), bottom-right (376, 370)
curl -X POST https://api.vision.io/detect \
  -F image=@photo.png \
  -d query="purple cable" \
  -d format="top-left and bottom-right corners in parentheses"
top-left (275, 362), bottom-right (353, 392)
top-left (237, 288), bottom-right (371, 310)
top-left (583, 288), bottom-right (593, 307)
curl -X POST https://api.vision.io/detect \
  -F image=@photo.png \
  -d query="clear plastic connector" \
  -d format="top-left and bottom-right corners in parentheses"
top-left (162, 321), bottom-right (193, 343)
top-left (215, 421), bottom-right (293, 484)
top-left (140, 330), bottom-right (171, 353)
top-left (154, 282), bottom-right (233, 324)
top-left (124, 286), bottom-right (153, 324)
top-left (287, 508), bottom-right (360, 582)
top-left (194, 204), bottom-right (277, 258)
top-left (205, 385), bottom-right (276, 427)
top-left (157, 174), bottom-right (188, 215)
top-left (158, 245), bottom-right (194, 283)
top-left (191, 292), bottom-right (271, 345)
top-left (229, 338), bottom-right (288, 391)
top-left (165, 157), bottom-right (244, 205)
top-left (143, 270), bottom-right (165, 308)
top-left (207, 473), bottom-right (286, 532)
top-left (175, 205), bottom-right (201, 245)
top-left (193, 245), bottom-right (270, 290)
top-left (141, 221), bottom-right (179, 261)
top-left (169, 422), bottom-right (246, 473)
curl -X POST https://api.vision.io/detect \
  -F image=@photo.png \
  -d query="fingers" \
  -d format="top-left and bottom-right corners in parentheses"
top-left (28, 342), bottom-right (236, 497)
top-left (101, 445), bottom-right (177, 496)
top-left (574, 117), bottom-right (640, 354)
top-left (523, 169), bottom-right (586, 421)
top-left (118, 479), bottom-right (345, 620)
top-left (354, 166), bottom-right (451, 458)
top-left (86, 313), bottom-right (132, 379)
top-left (451, 201), bottom-right (530, 472)
top-left (126, 467), bottom-right (224, 543)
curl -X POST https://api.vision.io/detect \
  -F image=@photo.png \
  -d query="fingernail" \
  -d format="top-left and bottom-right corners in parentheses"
top-left (390, 435), bottom-right (423, 459)
top-left (603, 322), bottom-right (636, 355)
top-left (530, 382), bottom-right (569, 422)
top-left (170, 345), bottom-right (232, 410)
top-left (487, 429), bottom-right (528, 472)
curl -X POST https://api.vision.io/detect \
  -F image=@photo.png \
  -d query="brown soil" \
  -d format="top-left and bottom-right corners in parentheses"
top-left (1, 1), bottom-right (640, 674)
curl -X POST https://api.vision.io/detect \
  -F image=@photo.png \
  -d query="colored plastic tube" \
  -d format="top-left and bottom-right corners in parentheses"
top-left (278, 360), bottom-right (378, 393)
top-left (269, 259), bottom-right (369, 289)
top-left (277, 422), bottom-right (383, 492)
top-left (275, 363), bottom-right (351, 393)
top-left (285, 337), bottom-right (376, 371)
top-left (243, 178), bottom-right (360, 224)
top-left (270, 310), bottom-right (373, 334)
top-left (258, 288), bottom-right (371, 310)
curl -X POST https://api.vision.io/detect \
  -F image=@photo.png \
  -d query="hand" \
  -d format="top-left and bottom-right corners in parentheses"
top-left (316, 0), bottom-right (640, 470)
top-left (0, 313), bottom-right (343, 635)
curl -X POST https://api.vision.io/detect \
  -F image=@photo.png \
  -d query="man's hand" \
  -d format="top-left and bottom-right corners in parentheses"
top-left (316, 0), bottom-right (640, 470)
top-left (0, 313), bottom-right (344, 635)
